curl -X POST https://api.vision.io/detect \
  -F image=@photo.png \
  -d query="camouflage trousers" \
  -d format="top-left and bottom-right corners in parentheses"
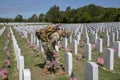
top-left (42, 42), bottom-right (61, 69)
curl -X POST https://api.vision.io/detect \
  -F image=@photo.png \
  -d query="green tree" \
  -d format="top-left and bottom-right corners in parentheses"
top-left (39, 13), bottom-right (45, 22)
top-left (14, 15), bottom-right (23, 22)
top-left (45, 5), bottom-right (61, 23)
top-left (80, 12), bottom-right (92, 23)
top-left (28, 14), bottom-right (38, 22)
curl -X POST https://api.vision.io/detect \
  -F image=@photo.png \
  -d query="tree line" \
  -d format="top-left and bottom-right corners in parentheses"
top-left (0, 4), bottom-right (120, 23)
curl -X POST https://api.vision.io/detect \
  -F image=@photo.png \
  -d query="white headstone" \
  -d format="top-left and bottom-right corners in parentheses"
top-left (19, 56), bottom-right (24, 80)
top-left (31, 33), bottom-right (33, 43)
top-left (36, 38), bottom-right (39, 47)
top-left (96, 38), bottom-right (103, 53)
top-left (94, 33), bottom-right (98, 44)
top-left (115, 30), bottom-right (119, 41)
top-left (76, 34), bottom-right (80, 45)
top-left (68, 35), bottom-right (72, 43)
top-left (104, 48), bottom-right (114, 70)
top-left (39, 40), bottom-right (44, 52)
top-left (84, 36), bottom-right (89, 44)
top-left (104, 34), bottom-right (110, 47)
top-left (22, 69), bottom-right (31, 80)
top-left (64, 52), bottom-right (72, 76)
top-left (85, 62), bottom-right (98, 80)
top-left (112, 41), bottom-right (120, 57)
top-left (110, 32), bottom-right (115, 43)
top-left (64, 38), bottom-right (68, 49)
top-left (84, 43), bottom-right (92, 60)
top-left (72, 39), bottom-right (77, 54)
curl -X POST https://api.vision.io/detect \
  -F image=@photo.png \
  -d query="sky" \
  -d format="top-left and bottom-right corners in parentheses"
top-left (0, 0), bottom-right (120, 19)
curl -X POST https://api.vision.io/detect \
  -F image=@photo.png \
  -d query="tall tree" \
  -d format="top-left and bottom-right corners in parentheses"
top-left (39, 13), bottom-right (45, 22)
top-left (45, 5), bottom-right (61, 23)
top-left (28, 14), bottom-right (38, 22)
top-left (14, 15), bottom-right (23, 22)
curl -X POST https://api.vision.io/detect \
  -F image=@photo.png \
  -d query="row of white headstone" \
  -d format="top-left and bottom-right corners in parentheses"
top-left (64, 52), bottom-right (99, 80)
top-left (13, 22), bottom-right (120, 80)
top-left (0, 26), bottom-right (6, 36)
top-left (10, 27), bottom-right (31, 80)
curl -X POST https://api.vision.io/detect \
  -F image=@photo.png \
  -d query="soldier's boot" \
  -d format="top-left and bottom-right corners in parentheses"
top-left (42, 67), bottom-right (50, 75)
top-left (55, 68), bottom-right (66, 76)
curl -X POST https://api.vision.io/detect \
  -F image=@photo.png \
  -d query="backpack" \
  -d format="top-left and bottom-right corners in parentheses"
top-left (36, 25), bottom-right (56, 42)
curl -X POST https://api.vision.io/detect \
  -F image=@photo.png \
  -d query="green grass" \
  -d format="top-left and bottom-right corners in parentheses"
top-left (4, 27), bottom-right (120, 80)
top-left (0, 26), bottom-right (18, 80)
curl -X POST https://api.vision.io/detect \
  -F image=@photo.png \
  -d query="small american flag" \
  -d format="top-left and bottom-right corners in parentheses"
top-left (76, 54), bottom-right (82, 60)
top-left (54, 23), bottom-right (61, 30)
top-left (33, 44), bottom-right (37, 50)
top-left (65, 47), bottom-right (70, 52)
top-left (4, 46), bottom-right (8, 52)
top-left (111, 48), bottom-right (116, 53)
top-left (92, 44), bottom-right (96, 49)
top-left (8, 32), bottom-right (11, 38)
top-left (5, 50), bottom-right (10, 57)
top-left (97, 56), bottom-right (104, 66)
top-left (36, 48), bottom-right (40, 56)
top-left (5, 58), bottom-right (10, 66)
top-left (0, 66), bottom-right (8, 79)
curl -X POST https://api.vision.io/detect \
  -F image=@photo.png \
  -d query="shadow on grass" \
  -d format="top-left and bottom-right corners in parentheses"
top-left (34, 62), bottom-right (66, 75)
top-left (34, 62), bottom-right (46, 69)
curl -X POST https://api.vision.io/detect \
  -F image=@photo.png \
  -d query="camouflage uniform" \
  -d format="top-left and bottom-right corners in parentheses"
top-left (42, 30), bottom-right (62, 69)
top-left (36, 26), bottom-right (71, 75)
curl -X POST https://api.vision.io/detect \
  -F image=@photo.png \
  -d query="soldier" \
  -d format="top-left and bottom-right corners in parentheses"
top-left (35, 24), bottom-right (71, 75)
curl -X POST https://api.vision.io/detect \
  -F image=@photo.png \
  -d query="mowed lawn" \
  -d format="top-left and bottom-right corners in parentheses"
top-left (0, 26), bottom-right (18, 80)
top-left (1, 26), bottom-right (119, 80)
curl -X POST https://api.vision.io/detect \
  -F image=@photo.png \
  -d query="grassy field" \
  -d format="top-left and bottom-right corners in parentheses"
top-left (0, 25), bottom-right (120, 80)
top-left (0, 26), bottom-right (18, 80)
